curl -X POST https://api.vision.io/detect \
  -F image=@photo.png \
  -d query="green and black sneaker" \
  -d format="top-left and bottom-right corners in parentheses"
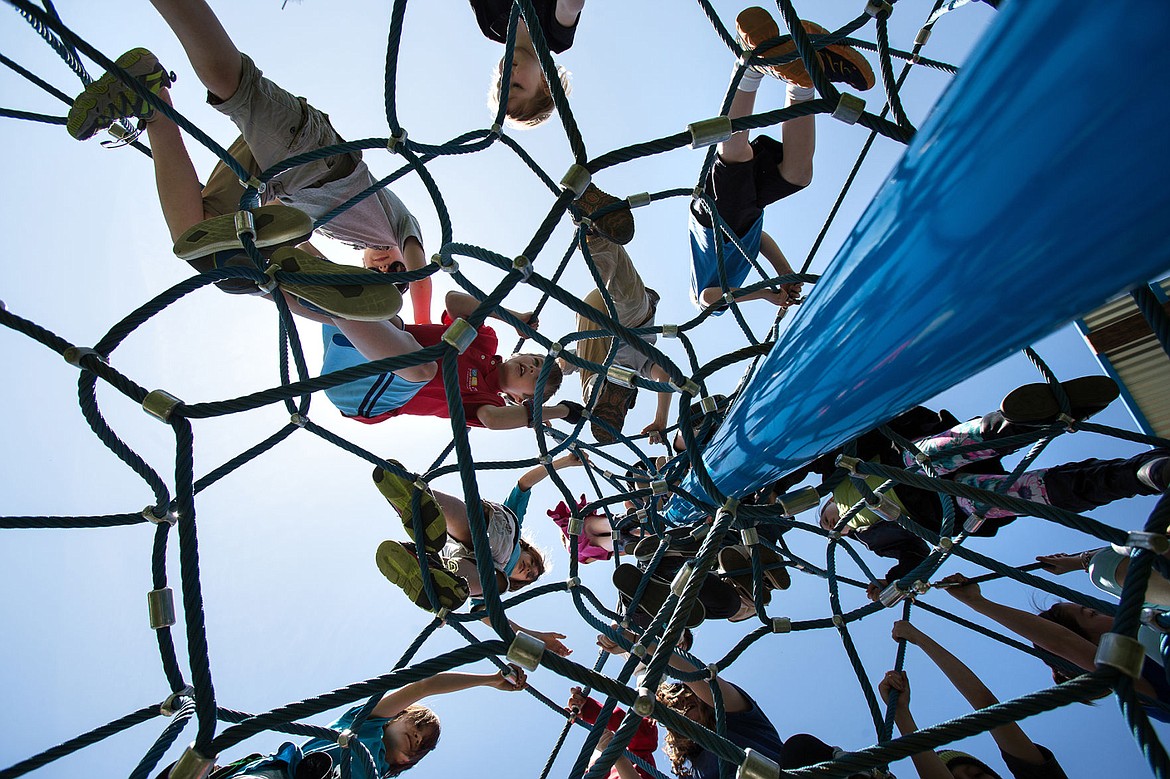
top-left (67, 47), bottom-right (175, 140)
top-left (375, 540), bottom-right (468, 612)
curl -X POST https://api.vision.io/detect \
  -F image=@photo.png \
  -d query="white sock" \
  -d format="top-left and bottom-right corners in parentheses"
top-left (737, 68), bottom-right (765, 93)
top-left (786, 83), bottom-right (815, 103)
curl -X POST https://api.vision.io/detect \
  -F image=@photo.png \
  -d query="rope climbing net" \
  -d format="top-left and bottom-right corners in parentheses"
top-left (3, 0), bottom-right (1170, 778)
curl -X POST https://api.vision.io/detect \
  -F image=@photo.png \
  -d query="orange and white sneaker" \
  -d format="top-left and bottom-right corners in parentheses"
top-left (735, 7), bottom-right (875, 91)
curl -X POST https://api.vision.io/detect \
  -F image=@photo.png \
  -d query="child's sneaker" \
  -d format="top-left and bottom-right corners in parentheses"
top-left (735, 8), bottom-right (875, 91)
top-left (373, 461), bottom-right (448, 555)
top-left (375, 540), bottom-right (468, 612)
top-left (612, 562), bottom-right (705, 629)
top-left (999, 375), bottom-right (1120, 425)
top-left (67, 48), bottom-right (175, 140)
top-left (270, 247), bottom-right (403, 322)
top-left (575, 185), bottom-right (635, 246)
top-left (174, 205), bottom-right (314, 264)
top-left (718, 545), bottom-right (790, 597)
top-left (590, 380), bottom-right (636, 444)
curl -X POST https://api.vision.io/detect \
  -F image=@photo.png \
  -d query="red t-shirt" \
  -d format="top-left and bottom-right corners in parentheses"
top-left (579, 697), bottom-right (658, 779)
top-left (363, 315), bottom-right (507, 427)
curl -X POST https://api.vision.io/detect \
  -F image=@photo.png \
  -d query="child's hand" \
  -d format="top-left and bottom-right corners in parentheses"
top-left (531, 630), bottom-right (572, 657)
top-left (566, 686), bottom-right (588, 713)
top-left (641, 421), bottom-right (666, 445)
top-left (891, 620), bottom-right (922, 644)
top-left (935, 573), bottom-right (980, 603)
top-left (595, 729), bottom-right (614, 752)
top-left (1036, 552), bottom-right (1092, 575)
top-left (596, 631), bottom-right (626, 656)
top-left (489, 664), bottom-right (528, 691)
top-left (866, 580), bottom-right (886, 602)
top-left (516, 311), bottom-right (539, 333)
top-left (878, 669), bottom-right (910, 710)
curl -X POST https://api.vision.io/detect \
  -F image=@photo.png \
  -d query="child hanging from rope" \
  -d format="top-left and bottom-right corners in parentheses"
top-left (371, 457), bottom-right (577, 656)
top-left (565, 686), bottom-right (660, 779)
top-left (559, 232), bottom-right (673, 444)
top-left (689, 7), bottom-right (874, 312)
top-left (473, 0), bottom-right (583, 128)
top-left (69, 0), bottom-right (435, 322)
top-left (172, 665), bottom-right (528, 779)
top-left (596, 630), bottom-right (860, 777)
top-left (880, 620), bottom-right (1069, 779)
top-left (936, 572), bottom-right (1170, 723)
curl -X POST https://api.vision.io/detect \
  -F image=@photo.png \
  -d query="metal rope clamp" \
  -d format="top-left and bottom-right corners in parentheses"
top-left (441, 318), bottom-right (478, 354)
top-left (387, 129), bottom-right (408, 153)
top-left (740, 525), bottom-right (760, 546)
top-left (633, 686), bottom-right (655, 716)
top-left (63, 346), bottom-right (107, 370)
top-left (879, 581), bottom-right (909, 607)
top-left (159, 686), bottom-right (194, 717)
top-left (607, 364), bottom-right (638, 388)
top-left (670, 378), bottom-right (701, 397)
top-left (1141, 607), bottom-right (1170, 635)
top-left (1095, 632), bottom-right (1145, 679)
top-left (832, 93), bottom-right (866, 125)
top-left (234, 210), bottom-right (256, 242)
top-left (142, 505), bottom-right (177, 526)
top-left (432, 252), bottom-right (459, 274)
top-left (507, 631), bottom-right (546, 671)
top-left (627, 192), bottom-right (652, 209)
top-left (1126, 531), bottom-right (1170, 554)
top-left (148, 587), bottom-right (176, 629)
top-left (170, 744), bottom-right (215, 779)
top-left (670, 562), bottom-right (693, 596)
top-left (865, 0), bottom-right (893, 18)
top-left (143, 390), bottom-right (183, 423)
top-left (688, 116), bottom-right (733, 149)
top-left (560, 164), bottom-right (591, 198)
top-left (512, 255), bottom-right (533, 281)
top-left (778, 486), bottom-right (820, 517)
top-left (738, 748), bottom-right (781, 779)
top-left (865, 493), bottom-right (902, 522)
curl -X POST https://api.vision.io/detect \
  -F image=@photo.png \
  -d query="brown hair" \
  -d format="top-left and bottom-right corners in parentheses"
top-left (656, 683), bottom-right (715, 778)
top-left (541, 357), bottom-right (563, 401)
top-left (487, 57), bottom-right (572, 129)
top-left (385, 704), bottom-right (441, 776)
top-left (508, 537), bottom-right (550, 591)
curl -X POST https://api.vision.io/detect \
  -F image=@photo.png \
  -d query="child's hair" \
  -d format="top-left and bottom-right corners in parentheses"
top-left (487, 58), bottom-right (572, 129)
top-left (541, 357), bottom-right (564, 401)
top-left (386, 704), bottom-right (441, 776)
top-left (656, 682), bottom-right (715, 778)
top-left (508, 536), bottom-right (550, 590)
top-left (936, 750), bottom-right (1003, 779)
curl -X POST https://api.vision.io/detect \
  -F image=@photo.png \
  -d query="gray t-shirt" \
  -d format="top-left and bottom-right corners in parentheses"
top-left (288, 159), bottom-right (423, 251)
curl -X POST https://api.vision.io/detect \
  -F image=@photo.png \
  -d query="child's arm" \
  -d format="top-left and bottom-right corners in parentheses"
top-left (594, 730), bottom-right (642, 779)
top-left (477, 400), bottom-right (582, 430)
top-left (445, 290), bottom-right (537, 333)
top-left (517, 451), bottom-right (585, 492)
top-left (370, 666), bottom-right (526, 718)
top-left (555, 0), bottom-right (585, 28)
top-left (403, 236), bottom-right (433, 325)
top-left (877, 670), bottom-right (952, 779)
top-left (640, 364), bottom-right (673, 445)
top-left (892, 621), bottom-right (1047, 765)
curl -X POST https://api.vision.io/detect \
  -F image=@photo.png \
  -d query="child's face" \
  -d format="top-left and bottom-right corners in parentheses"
top-left (362, 246), bottom-right (405, 273)
top-left (500, 353), bottom-right (545, 400)
top-left (384, 717), bottom-right (436, 768)
top-left (504, 47), bottom-right (547, 117)
top-left (509, 549), bottom-right (542, 588)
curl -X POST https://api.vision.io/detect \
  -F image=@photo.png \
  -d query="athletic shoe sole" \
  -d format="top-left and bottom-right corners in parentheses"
top-left (67, 47), bottom-right (173, 140)
top-left (373, 461), bottom-right (448, 555)
top-left (271, 247), bottom-right (403, 322)
top-left (576, 185), bottom-right (635, 245)
top-left (613, 562), bottom-right (705, 629)
top-left (173, 205), bottom-right (314, 263)
top-left (590, 380), bottom-right (637, 444)
top-left (375, 540), bottom-right (467, 612)
top-left (736, 9), bottom-right (874, 91)
top-left (999, 375), bottom-right (1120, 424)
top-left (718, 545), bottom-right (790, 596)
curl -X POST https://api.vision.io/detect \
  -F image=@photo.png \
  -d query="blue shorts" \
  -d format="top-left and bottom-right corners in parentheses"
top-left (688, 213), bottom-right (764, 309)
top-left (320, 325), bottom-right (427, 419)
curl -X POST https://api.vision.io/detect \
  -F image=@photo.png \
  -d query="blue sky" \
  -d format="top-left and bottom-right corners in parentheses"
top-left (1, 1), bottom-right (1167, 778)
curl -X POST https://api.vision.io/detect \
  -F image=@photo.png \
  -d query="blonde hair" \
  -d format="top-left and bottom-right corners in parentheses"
top-left (487, 57), bottom-right (572, 129)
top-left (656, 683), bottom-right (716, 778)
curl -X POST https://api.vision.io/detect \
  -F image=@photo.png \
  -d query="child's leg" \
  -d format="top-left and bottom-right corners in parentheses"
top-left (779, 85), bottom-right (815, 188)
top-left (583, 234), bottom-right (651, 328)
top-left (327, 318), bottom-right (436, 384)
top-left (149, 0), bottom-right (243, 102)
top-left (143, 88), bottom-right (208, 242)
top-left (720, 85), bottom-right (759, 164)
top-left (433, 490), bottom-right (473, 546)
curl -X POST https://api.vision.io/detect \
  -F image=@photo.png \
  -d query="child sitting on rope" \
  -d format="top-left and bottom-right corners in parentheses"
top-left (688, 7), bottom-right (874, 312)
top-left (597, 630), bottom-right (860, 777)
top-left (879, 620), bottom-right (1069, 779)
top-left (69, 0), bottom-right (435, 322)
top-left (473, 0), bottom-right (583, 128)
top-left (188, 665), bottom-right (528, 779)
top-left (566, 686), bottom-right (660, 779)
top-left (773, 377), bottom-right (1168, 597)
top-left (371, 457), bottom-right (576, 656)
